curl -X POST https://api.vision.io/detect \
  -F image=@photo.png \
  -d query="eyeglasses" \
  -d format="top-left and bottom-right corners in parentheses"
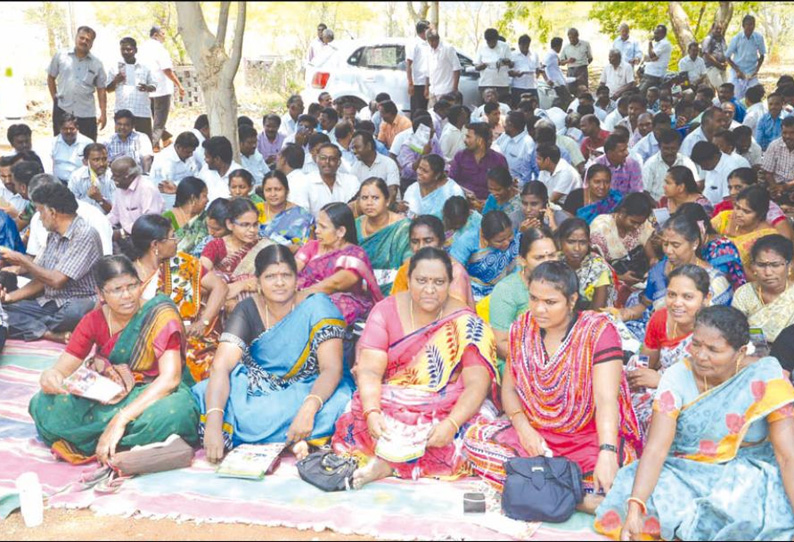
top-left (232, 220), bottom-right (259, 230)
top-left (752, 260), bottom-right (788, 270)
top-left (102, 282), bottom-right (141, 298)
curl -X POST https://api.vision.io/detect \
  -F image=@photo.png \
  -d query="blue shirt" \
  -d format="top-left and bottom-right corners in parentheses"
top-left (730, 97), bottom-right (747, 123)
top-left (493, 131), bottom-right (539, 184)
top-left (726, 31), bottom-right (766, 73)
top-left (755, 113), bottom-right (783, 151)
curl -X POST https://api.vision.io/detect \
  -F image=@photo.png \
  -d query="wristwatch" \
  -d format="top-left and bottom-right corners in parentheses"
top-left (599, 444), bottom-right (618, 453)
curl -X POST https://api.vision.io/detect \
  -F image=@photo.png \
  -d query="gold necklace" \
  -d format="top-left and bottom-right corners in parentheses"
top-left (409, 298), bottom-right (445, 332)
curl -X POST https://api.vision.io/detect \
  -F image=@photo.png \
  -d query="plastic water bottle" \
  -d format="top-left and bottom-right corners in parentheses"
top-left (15, 472), bottom-right (43, 527)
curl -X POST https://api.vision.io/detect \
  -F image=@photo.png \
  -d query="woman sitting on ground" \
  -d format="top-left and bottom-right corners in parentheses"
top-left (673, 202), bottom-right (747, 290)
top-left (332, 247), bottom-right (498, 488)
top-left (29, 256), bottom-right (199, 464)
top-left (162, 176), bottom-right (209, 256)
top-left (201, 197), bottom-right (273, 305)
top-left (296, 202), bottom-right (382, 326)
top-left (732, 234), bottom-right (794, 344)
top-left (356, 177), bottom-right (412, 296)
top-left (557, 217), bottom-right (615, 311)
top-left (190, 198), bottom-right (231, 258)
top-left (403, 154), bottom-right (465, 219)
top-left (658, 165), bottom-right (713, 215)
top-left (228, 168), bottom-right (264, 206)
top-left (443, 195), bottom-right (482, 248)
top-left (127, 214), bottom-right (229, 382)
top-left (390, 215), bottom-right (474, 308)
top-left (712, 167), bottom-right (794, 241)
top-left (563, 164), bottom-right (622, 225)
top-left (712, 185), bottom-right (778, 270)
top-left (449, 210), bottom-right (520, 301)
top-left (464, 261), bottom-right (641, 513)
top-left (628, 265), bottom-right (712, 437)
top-left (519, 181), bottom-right (570, 232)
top-left (194, 245), bottom-right (353, 462)
top-left (257, 170), bottom-right (314, 251)
top-left (489, 226), bottom-right (558, 363)
top-left (482, 166), bottom-right (523, 230)
top-left (595, 306), bottom-right (794, 541)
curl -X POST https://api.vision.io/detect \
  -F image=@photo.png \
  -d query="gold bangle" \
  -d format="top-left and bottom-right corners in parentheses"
top-left (508, 409), bottom-right (524, 422)
top-left (206, 407), bottom-right (224, 417)
top-left (626, 497), bottom-right (647, 515)
top-left (304, 394), bottom-right (324, 410)
top-left (363, 407), bottom-right (382, 420)
top-left (446, 417), bottom-right (460, 432)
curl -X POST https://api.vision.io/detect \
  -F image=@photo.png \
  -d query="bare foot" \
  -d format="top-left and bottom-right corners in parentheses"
top-left (576, 493), bottom-right (604, 515)
top-left (291, 441), bottom-right (309, 460)
top-left (352, 457), bottom-right (392, 489)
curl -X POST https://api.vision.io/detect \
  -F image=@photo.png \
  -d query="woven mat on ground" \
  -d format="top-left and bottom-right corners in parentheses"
top-left (0, 339), bottom-right (607, 540)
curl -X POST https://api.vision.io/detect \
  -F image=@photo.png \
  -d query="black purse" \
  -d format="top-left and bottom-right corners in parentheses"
top-left (501, 457), bottom-right (583, 523)
top-left (296, 450), bottom-right (358, 492)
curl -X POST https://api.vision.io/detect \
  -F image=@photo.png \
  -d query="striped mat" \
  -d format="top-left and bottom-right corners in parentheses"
top-left (0, 339), bottom-right (606, 540)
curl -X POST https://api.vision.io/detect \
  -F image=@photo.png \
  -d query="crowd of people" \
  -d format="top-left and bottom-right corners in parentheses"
top-left (2, 16), bottom-right (794, 541)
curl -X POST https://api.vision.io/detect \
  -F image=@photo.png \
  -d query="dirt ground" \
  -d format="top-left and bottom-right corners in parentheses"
top-left (1, 508), bottom-right (372, 541)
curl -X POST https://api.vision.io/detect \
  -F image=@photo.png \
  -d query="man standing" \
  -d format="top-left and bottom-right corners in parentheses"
top-left (475, 28), bottom-right (513, 104)
top-left (306, 23), bottom-right (327, 64)
top-left (425, 30), bottom-right (461, 108)
top-left (47, 26), bottom-right (107, 141)
top-left (726, 15), bottom-right (766, 100)
top-left (599, 50), bottom-right (636, 99)
top-left (68, 143), bottom-right (114, 213)
top-left (560, 28), bottom-right (593, 92)
top-left (543, 37), bottom-right (572, 109)
top-left (702, 23), bottom-right (729, 89)
top-left (51, 113), bottom-right (92, 184)
top-left (640, 25), bottom-right (673, 94)
top-left (288, 143), bottom-right (359, 217)
top-left (138, 26), bottom-right (186, 150)
top-left (509, 35), bottom-right (539, 106)
top-left (198, 136), bottom-right (242, 203)
top-left (106, 37), bottom-right (156, 139)
top-left (406, 20), bottom-right (431, 115)
top-left (612, 23), bottom-right (643, 71)
top-left (449, 122), bottom-right (508, 201)
top-left (108, 157), bottom-right (164, 237)
top-left (103, 109), bottom-right (154, 173)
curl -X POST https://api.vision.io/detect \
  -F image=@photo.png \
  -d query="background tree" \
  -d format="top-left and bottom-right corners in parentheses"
top-left (176, 1), bottom-right (246, 158)
top-left (407, 1), bottom-right (439, 28)
top-left (497, 1), bottom-right (554, 44)
top-left (24, 2), bottom-right (70, 57)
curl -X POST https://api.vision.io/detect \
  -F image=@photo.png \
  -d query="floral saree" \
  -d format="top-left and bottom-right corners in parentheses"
top-left (258, 204), bottom-right (314, 247)
top-left (465, 234), bottom-right (520, 302)
top-left (595, 357), bottom-right (794, 541)
top-left (711, 211), bottom-right (778, 271)
top-left (168, 211), bottom-right (209, 256)
top-left (356, 217), bottom-right (412, 297)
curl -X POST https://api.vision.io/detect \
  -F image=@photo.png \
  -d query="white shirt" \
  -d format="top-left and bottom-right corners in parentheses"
top-left (403, 178), bottom-right (464, 218)
top-left (106, 61), bottom-right (156, 118)
top-left (68, 166), bottom-right (116, 211)
top-left (493, 131), bottom-right (537, 183)
top-left (642, 151), bottom-right (700, 202)
top-left (740, 139), bottom-right (763, 166)
top-left (678, 55), bottom-right (707, 83)
top-left (633, 132), bottom-right (659, 164)
top-left (240, 150), bottom-right (269, 183)
top-left (703, 153), bottom-right (751, 205)
top-left (351, 153), bottom-right (399, 187)
top-left (288, 172), bottom-right (360, 217)
top-left (680, 126), bottom-right (708, 157)
top-left (644, 38), bottom-right (673, 78)
top-left (543, 49), bottom-right (566, 87)
top-left (137, 38), bottom-right (174, 98)
top-left (427, 42), bottom-right (461, 96)
top-left (279, 114), bottom-right (300, 138)
top-left (603, 108), bottom-right (624, 131)
top-left (440, 123), bottom-right (466, 163)
top-left (389, 129), bottom-right (413, 156)
top-left (51, 133), bottom-right (92, 182)
top-left (406, 37), bottom-right (430, 85)
top-left (475, 41), bottom-right (512, 87)
top-left (470, 102), bottom-right (511, 124)
top-left (149, 144), bottom-right (202, 209)
top-left (511, 50), bottom-right (539, 89)
top-left (612, 36), bottom-right (643, 67)
top-left (743, 102), bottom-right (766, 132)
top-left (599, 62), bottom-right (634, 95)
top-left (539, 159), bottom-right (582, 203)
top-left (27, 199), bottom-right (113, 257)
top-left (307, 38), bottom-right (325, 63)
top-left (198, 161), bottom-right (242, 203)
top-left (0, 186), bottom-right (26, 214)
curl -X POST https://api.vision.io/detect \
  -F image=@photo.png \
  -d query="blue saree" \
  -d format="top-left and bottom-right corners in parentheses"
top-left (0, 210), bottom-right (23, 252)
top-left (356, 216), bottom-right (412, 297)
top-left (450, 225), bottom-right (520, 301)
top-left (577, 189), bottom-right (622, 225)
top-left (191, 293), bottom-right (353, 448)
top-left (258, 205), bottom-right (314, 247)
top-left (595, 357), bottom-right (794, 540)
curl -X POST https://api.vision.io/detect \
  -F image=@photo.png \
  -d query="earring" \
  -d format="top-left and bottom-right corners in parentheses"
top-left (155, 248), bottom-right (159, 258)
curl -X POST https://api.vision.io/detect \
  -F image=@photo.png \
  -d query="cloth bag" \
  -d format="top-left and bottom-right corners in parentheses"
top-left (501, 456), bottom-right (583, 523)
top-left (109, 435), bottom-right (195, 477)
top-left (296, 450), bottom-right (358, 492)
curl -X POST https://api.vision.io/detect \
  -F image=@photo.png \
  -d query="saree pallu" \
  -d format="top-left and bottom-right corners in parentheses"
top-left (733, 283), bottom-right (794, 343)
top-left (192, 294), bottom-right (352, 448)
top-left (297, 242), bottom-right (384, 325)
top-left (29, 295), bottom-right (199, 457)
top-left (467, 233), bottom-right (521, 302)
top-left (0, 210), bottom-right (24, 252)
top-left (595, 357), bottom-right (794, 541)
top-left (577, 190), bottom-right (623, 225)
top-left (463, 311), bottom-right (641, 492)
top-left (174, 212), bottom-right (209, 256)
top-left (482, 194), bottom-right (524, 231)
top-left (258, 205), bottom-right (314, 247)
top-left (332, 309), bottom-right (499, 480)
top-left (702, 236), bottom-right (747, 291)
top-left (712, 211), bottom-right (778, 270)
top-left (356, 217), bottom-right (413, 297)
top-left (576, 253), bottom-right (616, 307)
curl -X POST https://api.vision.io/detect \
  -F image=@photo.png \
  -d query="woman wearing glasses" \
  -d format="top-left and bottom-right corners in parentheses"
top-left (29, 255), bottom-right (199, 465)
top-left (200, 197), bottom-right (272, 306)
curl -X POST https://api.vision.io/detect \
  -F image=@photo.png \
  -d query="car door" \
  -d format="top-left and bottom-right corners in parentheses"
top-left (457, 52), bottom-right (481, 109)
top-left (348, 44), bottom-right (409, 112)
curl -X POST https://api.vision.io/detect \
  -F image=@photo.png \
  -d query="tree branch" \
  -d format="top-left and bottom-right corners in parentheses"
top-left (224, 1), bottom-right (246, 80)
top-left (175, 2), bottom-right (215, 59)
top-left (216, 1), bottom-right (231, 49)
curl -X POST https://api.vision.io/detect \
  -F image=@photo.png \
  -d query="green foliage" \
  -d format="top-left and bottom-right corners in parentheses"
top-left (497, 1), bottom-right (554, 43)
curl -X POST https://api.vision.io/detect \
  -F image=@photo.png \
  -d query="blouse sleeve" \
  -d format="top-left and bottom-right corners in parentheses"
top-left (295, 240), bottom-right (318, 266)
top-left (653, 365), bottom-right (685, 419)
top-left (357, 299), bottom-right (392, 353)
top-left (201, 238), bottom-right (224, 267)
top-left (644, 309), bottom-right (667, 350)
top-left (64, 309), bottom-right (105, 359)
top-left (592, 319), bottom-right (623, 365)
top-left (767, 403), bottom-right (794, 424)
top-left (219, 298), bottom-right (262, 349)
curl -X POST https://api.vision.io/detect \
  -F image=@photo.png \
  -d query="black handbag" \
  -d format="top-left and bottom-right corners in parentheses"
top-left (296, 450), bottom-right (358, 492)
top-left (501, 456), bottom-right (584, 523)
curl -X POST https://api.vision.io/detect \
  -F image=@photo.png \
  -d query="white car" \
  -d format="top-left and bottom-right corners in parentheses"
top-left (301, 38), bottom-right (483, 114)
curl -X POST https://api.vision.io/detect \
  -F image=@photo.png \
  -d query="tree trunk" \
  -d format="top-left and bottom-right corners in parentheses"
top-left (407, 1), bottom-right (430, 23)
top-left (714, 1), bottom-right (734, 29)
top-left (429, 1), bottom-right (439, 28)
top-left (667, 1), bottom-right (696, 54)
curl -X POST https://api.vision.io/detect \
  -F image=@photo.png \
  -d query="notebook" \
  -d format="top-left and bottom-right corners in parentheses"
top-left (63, 365), bottom-right (125, 404)
top-left (215, 443), bottom-right (286, 480)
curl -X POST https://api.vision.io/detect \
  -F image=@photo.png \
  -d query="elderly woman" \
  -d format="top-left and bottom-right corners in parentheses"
top-left (390, 215), bottom-right (474, 308)
top-left (482, 166), bottom-right (523, 230)
top-left (258, 170), bottom-right (314, 250)
top-left (564, 164), bottom-right (623, 225)
top-left (557, 217), bottom-right (615, 310)
top-left (464, 261), bottom-right (641, 513)
top-left (712, 185), bottom-right (778, 270)
top-left (161, 176), bottom-right (209, 255)
top-left (403, 154), bottom-right (465, 219)
top-left (450, 209), bottom-right (521, 301)
top-left (356, 178), bottom-right (412, 296)
top-left (297, 202), bottom-right (382, 325)
top-left (732, 234), bottom-right (794, 344)
top-left (194, 245), bottom-right (353, 462)
top-left (595, 306), bottom-right (794, 541)
top-left (29, 256), bottom-right (199, 464)
top-left (332, 247), bottom-right (498, 488)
